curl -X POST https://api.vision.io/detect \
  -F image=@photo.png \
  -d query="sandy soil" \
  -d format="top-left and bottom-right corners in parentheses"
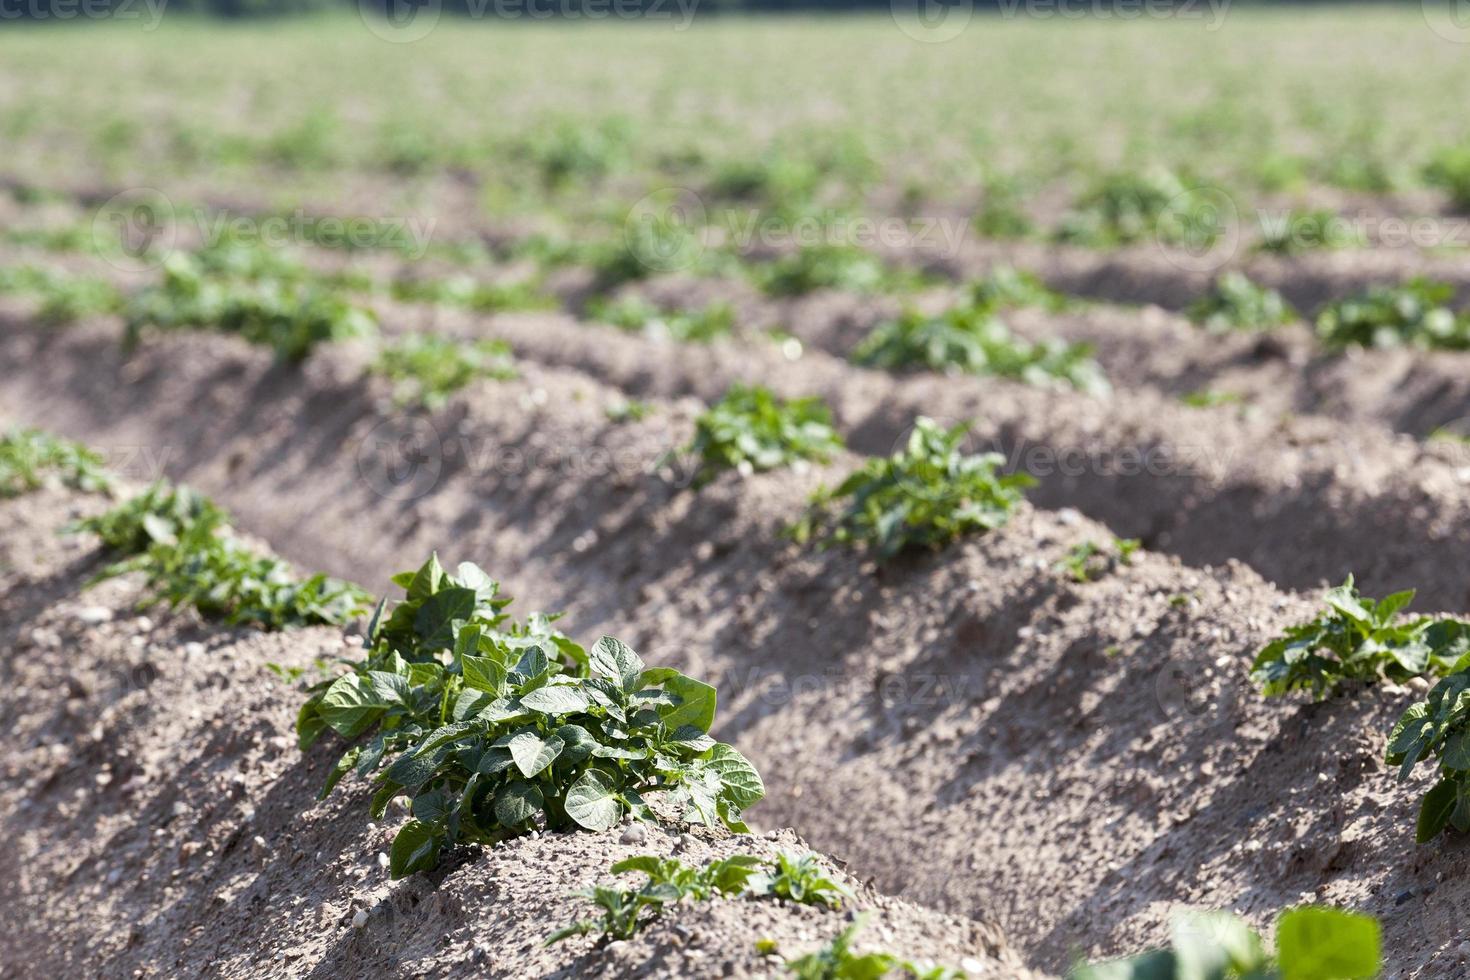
top-left (0, 485), bottom-right (1033, 979)
top-left (2, 317), bottom-right (1470, 975)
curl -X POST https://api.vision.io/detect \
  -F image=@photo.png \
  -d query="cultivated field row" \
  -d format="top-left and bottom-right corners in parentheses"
top-left (0, 317), bottom-right (1467, 972)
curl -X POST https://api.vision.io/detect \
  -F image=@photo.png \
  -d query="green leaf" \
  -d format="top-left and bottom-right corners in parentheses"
top-left (388, 820), bottom-right (441, 879)
top-left (705, 743), bottom-right (765, 810)
top-left (493, 780), bottom-right (544, 826)
top-left (318, 674), bottom-right (387, 738)
top-left (1275, 906), bottom-right (1380, 980)
top-left (319, 745), bottom-right (362, 800)
top-left (520, 684), bottom-right (591, 716)
top-left (462, 653), bottom-right (506, 695)
top-left (508, 730), bottom-right (564, 778)
top-left (411, 787), bottom-right (452, 825)
top-left (590, 636), bottom-right (644, 682)
top-left (1418, 779), bottom-right (1459, 843)
top-left (414, 586), bottom-right (478, 650)
top-left (565, 769), bottom-right (623, 831)
top-left (639, 668), bottom-right (717, 733)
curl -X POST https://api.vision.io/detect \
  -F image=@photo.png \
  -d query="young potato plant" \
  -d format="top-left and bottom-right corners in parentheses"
top-left (1251, 577), bottom-right (1470, 699)
top-left (1187, 272), bottom-right (1294, 333)
top-left (1315, 279), bottom-right (1470, 351)
top-left (1423, 143), bottom-right (1470, 212)
top-left (373, 333), bottom-right (517, 409)
top-left (1056, 168), bottom-right (1223, 249)
top-left (777, 915), bottom-right (960, 980)
top-left (1072, 906), bottom-right (1380, 980)
top-left (388, 275), bottom-right (554, 314)
top-left (853, 302), bottom-right (1108, 396)
top-left (549, 850), bottom-right (852, 946)
top-left (308, 556), bottom-right (764, 879)
top-left (792, 417), bottom-right (1033, 561)
top-left (75, 481), bottom-right (370, 629)
top-left (0, 428), bottom-right (111, 498)
top-left (125, 239), bottom-right (376, 361)
top-left (684, 384), bottom-right (843, 488)
top-left (587, 295), bottom-right (736, 344)
top-left (0, 266), bottom-right (124, 325)
top-left (751, 243), bottom-right (896, 298)
top-left (1057, 538), bottom-right (1141, 584)
top-left (1386, 670), bottom-right (1470, 842)
top-left (970, 265), bottom-right (1067, 313)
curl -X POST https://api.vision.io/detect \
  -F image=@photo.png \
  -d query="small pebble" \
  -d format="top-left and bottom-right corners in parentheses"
top-left (351, 908), bottom-right (368, 929)
top-left (77, 606), bottom-right (113, 625)
top-left (377, 852), bottom-right (390, 870)
top-left (619, 824), bottom-right (646, 845)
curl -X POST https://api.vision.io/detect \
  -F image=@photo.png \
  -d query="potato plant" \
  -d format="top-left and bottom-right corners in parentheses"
top-left (587, 296), bottom-right (736, 344)
top-left (1056, 168), bottom-right (1223, 249)
top-left (75, 480), bottom-right (370, 629)
top-left (125, 240), bottom-right (376, 361)
top-left (307, 556), bottom-right (764, 878)
top-left (373, 333), bottom-right (517, 409)
top-left (1187, 273), bottom-right (1294, 333)
top-left (1386, 670), bottom-right (1470, 842)
top-left (1315, 279), bottom-right (1470, 351)
top-left (685, 384), bottom-right (843, 487)
top-left (548, 851), bottom-right (849, 945)
top-left (792, 417), bottom-right (1033, 561)
top-left (777, 915), bottom-right (960, 980)
top-left (853, 301), bottom-right (1108, 395)
top-left (0, 428), bottom-right (111, 498)
top-left (1251, 578), bottom-right (1470, 699)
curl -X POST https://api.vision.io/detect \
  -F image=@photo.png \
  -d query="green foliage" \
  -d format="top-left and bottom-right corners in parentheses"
top-left (793, 417), bottom-right (1033, 561)
top-left (752, 244), bottom-right (895, 298)
top-left (76, 481), bottom-right (370, 630)
top-left (1188, 273), bottom-right (1294, 333)
top-left (1057, 168), bottom-right (1223, 249)
top-left (974, 177), bottom-right (1034, 240)
top-left (588, 296), bottom-right (736, 344)
top-left (781, 915), bottom-right (960, 980)
top-left (852, 301), bottom-right (1108, 395)
top-left (1386, 670), bottom-right (1470, 843)
top-left (125, 237), bottom-right (376, 361)
top-left (1315, 279), bottom-right (1470, 351)
top-left (1057, 538), bottom-right (1140, 583)
top-left (373, 333), bottom-right (517, 409)
top-left (388, 276), bottom-right (553, 314)
top-left (547, 854), bottom-right (765, 944)
top-left (307, 556), bottom-right (764, 879)
top-left (606, 399), bottom-right (653, 423)
top-left (0, 428), bottom-right (110, 498)
top-left (1181, 390), bottom-right (1247, 409)
top-left (1071, 906), bottom-right (1380, 980)
top-left (970, 265), bottom-right (1066, 313)
top-left (0, 266), bottom-right (124, 325)
top-left (547, 848), bottom-right (852, 945)
top-left (1256, 208), bottom-right (1363, 254)
top-left (1251, 577), bottom-right (1470, 699)
top-left (685, 384), bottom-right (843, 487)
top-left (747, 850), bottom-right (852, 910)
top-left (1424, 143), bottom-right (1470, 211)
